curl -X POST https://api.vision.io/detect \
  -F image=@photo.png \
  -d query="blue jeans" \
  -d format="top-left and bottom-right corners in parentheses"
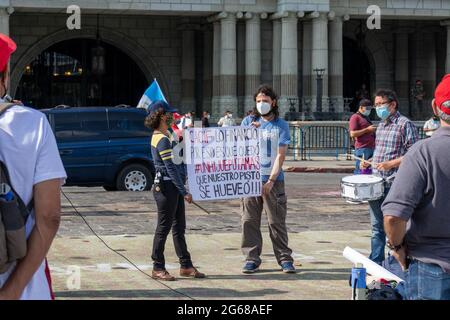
top-left (402, 259), bottom-right (450, 300)
top-left (368, 187), bottom-right (390, 264)
top-left (354, 148), bottom-right (374, 174)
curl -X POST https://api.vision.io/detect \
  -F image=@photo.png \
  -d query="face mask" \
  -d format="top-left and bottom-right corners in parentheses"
top-left (257, 102), bottom-right (272, 116)
top-left (206, 115), bottom-right (210, 119)
top-left (376, 104), bottom-right (390, 120)
top-left (361, 109), bottom-right (371, 117)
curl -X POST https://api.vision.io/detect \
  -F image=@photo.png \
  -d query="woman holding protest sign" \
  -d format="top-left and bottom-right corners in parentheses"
top-left (145, 100), bottom-right (206, 281)
top-left (240, 84), bottom-right (296, 274)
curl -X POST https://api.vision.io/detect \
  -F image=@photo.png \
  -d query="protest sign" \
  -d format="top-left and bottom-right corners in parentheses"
top-left (184, 126), bottom-right (262, 201)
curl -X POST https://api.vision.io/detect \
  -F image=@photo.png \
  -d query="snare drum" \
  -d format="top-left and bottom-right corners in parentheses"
top-left (341, 175), bottom-right (384, 202)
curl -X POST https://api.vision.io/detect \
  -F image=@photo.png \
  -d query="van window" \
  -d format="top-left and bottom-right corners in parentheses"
top-left (108, 111), bottom-right (151, 138)
top-left (53, 112), bottom-right (108, 142)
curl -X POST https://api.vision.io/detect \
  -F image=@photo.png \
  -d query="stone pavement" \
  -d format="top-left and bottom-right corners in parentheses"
top-left (49, 173), bottom-right (373, 300)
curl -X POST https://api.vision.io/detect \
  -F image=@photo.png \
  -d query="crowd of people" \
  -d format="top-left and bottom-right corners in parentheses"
top-left (2, 27), bottom-right (450, 300)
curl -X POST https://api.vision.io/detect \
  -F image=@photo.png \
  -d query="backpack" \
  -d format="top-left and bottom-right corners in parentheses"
top-left (0, 103), bottom-right (33, 274)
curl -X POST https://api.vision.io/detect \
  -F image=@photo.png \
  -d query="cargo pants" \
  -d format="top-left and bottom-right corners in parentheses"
top-left (241, 180), bottom-right (294, 266)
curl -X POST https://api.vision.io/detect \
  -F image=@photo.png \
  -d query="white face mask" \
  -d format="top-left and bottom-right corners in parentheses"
top-left (256, 102), bottom-right (271, 116)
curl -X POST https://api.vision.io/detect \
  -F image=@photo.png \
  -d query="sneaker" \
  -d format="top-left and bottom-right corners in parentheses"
top-left (242, 261), bottom-right (260, 274)
top-left (281, 261), bottom-right (296, 273)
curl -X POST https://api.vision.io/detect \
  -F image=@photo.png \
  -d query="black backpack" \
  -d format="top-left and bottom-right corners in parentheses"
top-left (0, 103), bottom-right (33, 273)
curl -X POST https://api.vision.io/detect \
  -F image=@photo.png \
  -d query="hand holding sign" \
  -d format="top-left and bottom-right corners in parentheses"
top-left (262, 180), bottom-right (274, 197)
top-left (184, 193), bottom-right (193, 204)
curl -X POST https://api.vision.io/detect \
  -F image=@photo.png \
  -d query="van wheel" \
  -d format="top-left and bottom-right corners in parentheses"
top-left (116, 164), bottom-right (153, 192)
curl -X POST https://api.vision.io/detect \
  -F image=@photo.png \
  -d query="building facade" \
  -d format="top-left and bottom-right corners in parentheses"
top-left (1, 0), bottom-right (450, 120)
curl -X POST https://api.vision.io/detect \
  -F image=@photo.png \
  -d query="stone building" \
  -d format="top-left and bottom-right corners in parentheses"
top-left (1, 0), bottom-right (450, 120)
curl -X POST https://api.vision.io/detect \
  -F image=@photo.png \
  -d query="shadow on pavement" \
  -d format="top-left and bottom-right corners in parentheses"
top-left (54, 287), bottom-right (288, 299)
top-left (204, 268), bottom-right (349, 281)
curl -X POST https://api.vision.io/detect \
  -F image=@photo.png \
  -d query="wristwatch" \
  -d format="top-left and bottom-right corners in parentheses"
top-left (387, 239), bottom-right (404, 252)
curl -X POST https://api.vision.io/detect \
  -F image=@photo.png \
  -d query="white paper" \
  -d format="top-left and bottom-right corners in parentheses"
top-left (185, 127), bottom-right (262, 201)
top-left (343, 246), bottom-right (404, 283)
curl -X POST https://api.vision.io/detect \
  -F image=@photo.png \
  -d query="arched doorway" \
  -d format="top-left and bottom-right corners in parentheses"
top-left (343, 37), bottom-right (373, 113)
top-left (15, 39), bottom-right (147, 108)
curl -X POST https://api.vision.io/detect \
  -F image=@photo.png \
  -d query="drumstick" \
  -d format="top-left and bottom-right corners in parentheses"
top-left (192, 201), bottom-right (211, 215)
top-left (348, 154), bottom-right (376, 166)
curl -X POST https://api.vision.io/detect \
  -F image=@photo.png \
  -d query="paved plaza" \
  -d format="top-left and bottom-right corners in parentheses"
top-left (49, 172), bottom-right (373, 300)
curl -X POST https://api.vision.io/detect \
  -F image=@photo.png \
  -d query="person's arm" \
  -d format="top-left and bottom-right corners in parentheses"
top-left (384, 216), bottom-right (408, 270)
top-left (376, 156), bottom-right (403, 172)
top-left (157, 137), bottom-right (189, 197)
top-left (0, 179), bottom-right (61, 299)
top-left (263, 145), bottom-right (287, 197)
top-left (382, 149), bottom-right (426, 270)
top-left (262, 123), bottom-right (290, 196)
top-left (348, 115), bottom-right (374, 138)
top-left (350, 126), bottom-right (375, 138)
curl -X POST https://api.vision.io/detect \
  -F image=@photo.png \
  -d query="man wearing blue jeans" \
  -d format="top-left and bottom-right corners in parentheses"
top-left (382, 75), bottom-right (450, 299)
top-left (361, 89), bottom-right (418, 264)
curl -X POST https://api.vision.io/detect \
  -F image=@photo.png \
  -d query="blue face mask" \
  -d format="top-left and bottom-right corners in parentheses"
top-left (376, 104), bottom-right (390, 120)
top-left (361, 109), bottom-right (371, 117)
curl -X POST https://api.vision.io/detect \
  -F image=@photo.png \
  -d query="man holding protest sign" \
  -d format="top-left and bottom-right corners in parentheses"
top-left (240, 84), bottom-right (296, 274)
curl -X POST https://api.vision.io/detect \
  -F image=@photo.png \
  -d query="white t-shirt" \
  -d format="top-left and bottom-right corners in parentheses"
top-left (177, 116), bottom-right (192, 130)
top-left (423, 118), bottom-right (440, 137)
top-left (0, 103), bottom-right (67, 300)
top-left (218, 116), bottom-right (235, 127)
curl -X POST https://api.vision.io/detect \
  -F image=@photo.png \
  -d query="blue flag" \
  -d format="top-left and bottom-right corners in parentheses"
top-left (137, 79), bottom-right (167, 110)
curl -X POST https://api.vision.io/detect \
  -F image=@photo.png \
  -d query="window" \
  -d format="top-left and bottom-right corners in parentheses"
top-left (108, 110), bottom-right (151, 138)
top-left (53, 111), bottom-right (108, 142)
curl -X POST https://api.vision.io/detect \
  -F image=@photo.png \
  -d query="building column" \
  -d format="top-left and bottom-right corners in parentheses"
top-left (244, 13), bottom-right (264, 111)
top-left (218, 12), bottom-right (238, 116)
top-left (422, 32), bottom-right (436, 120)
top-left (311, 12), bottom-right (329, 113)
top-left (202, 27), bottom-right (213, 114)
top-left (279, 11), bottom-right (298, 116)
top-left (0, 7), bottom-right (11, 36)
top-left (211, 20), bottom-right (221, 118)
top-left (411, 29), bottom-right (436, 120)
top-left (272, 18), bottom-right (282, 98)
top-left (328, 15), bottom-right (344, 114)
top-left (181, 27), bottom-right (196, 113)
top-left (302, 20), bottom-right (312, 114)
top-left (394, 31), bottom-right (410, 117)
top-left (442, 21), bottom-right (450, 74)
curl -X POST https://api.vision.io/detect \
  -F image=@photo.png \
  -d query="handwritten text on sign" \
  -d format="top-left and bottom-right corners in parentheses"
top-left (185, 127), bottom-right (261, 201)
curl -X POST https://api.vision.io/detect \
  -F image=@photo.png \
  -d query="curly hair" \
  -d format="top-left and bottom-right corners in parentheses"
top-left (144, 108), bottom-right (166, 130)
top-left (252, 84), bottom-right (280, 119)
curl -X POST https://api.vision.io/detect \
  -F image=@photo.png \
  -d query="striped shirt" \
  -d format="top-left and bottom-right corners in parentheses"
top-left (372, 111), bottom-right (419, 179)
top-left (151, 131), bottom-right (187, 196)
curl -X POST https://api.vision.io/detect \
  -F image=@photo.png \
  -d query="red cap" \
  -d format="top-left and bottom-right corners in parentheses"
top-left (435, 74), bottom-right (450, 115)
top-left (0, 33), bottom-right (16, 73)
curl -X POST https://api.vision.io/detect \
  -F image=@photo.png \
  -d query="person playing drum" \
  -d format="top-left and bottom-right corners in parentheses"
top-left (360, 89), bottom-right (419, 265)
